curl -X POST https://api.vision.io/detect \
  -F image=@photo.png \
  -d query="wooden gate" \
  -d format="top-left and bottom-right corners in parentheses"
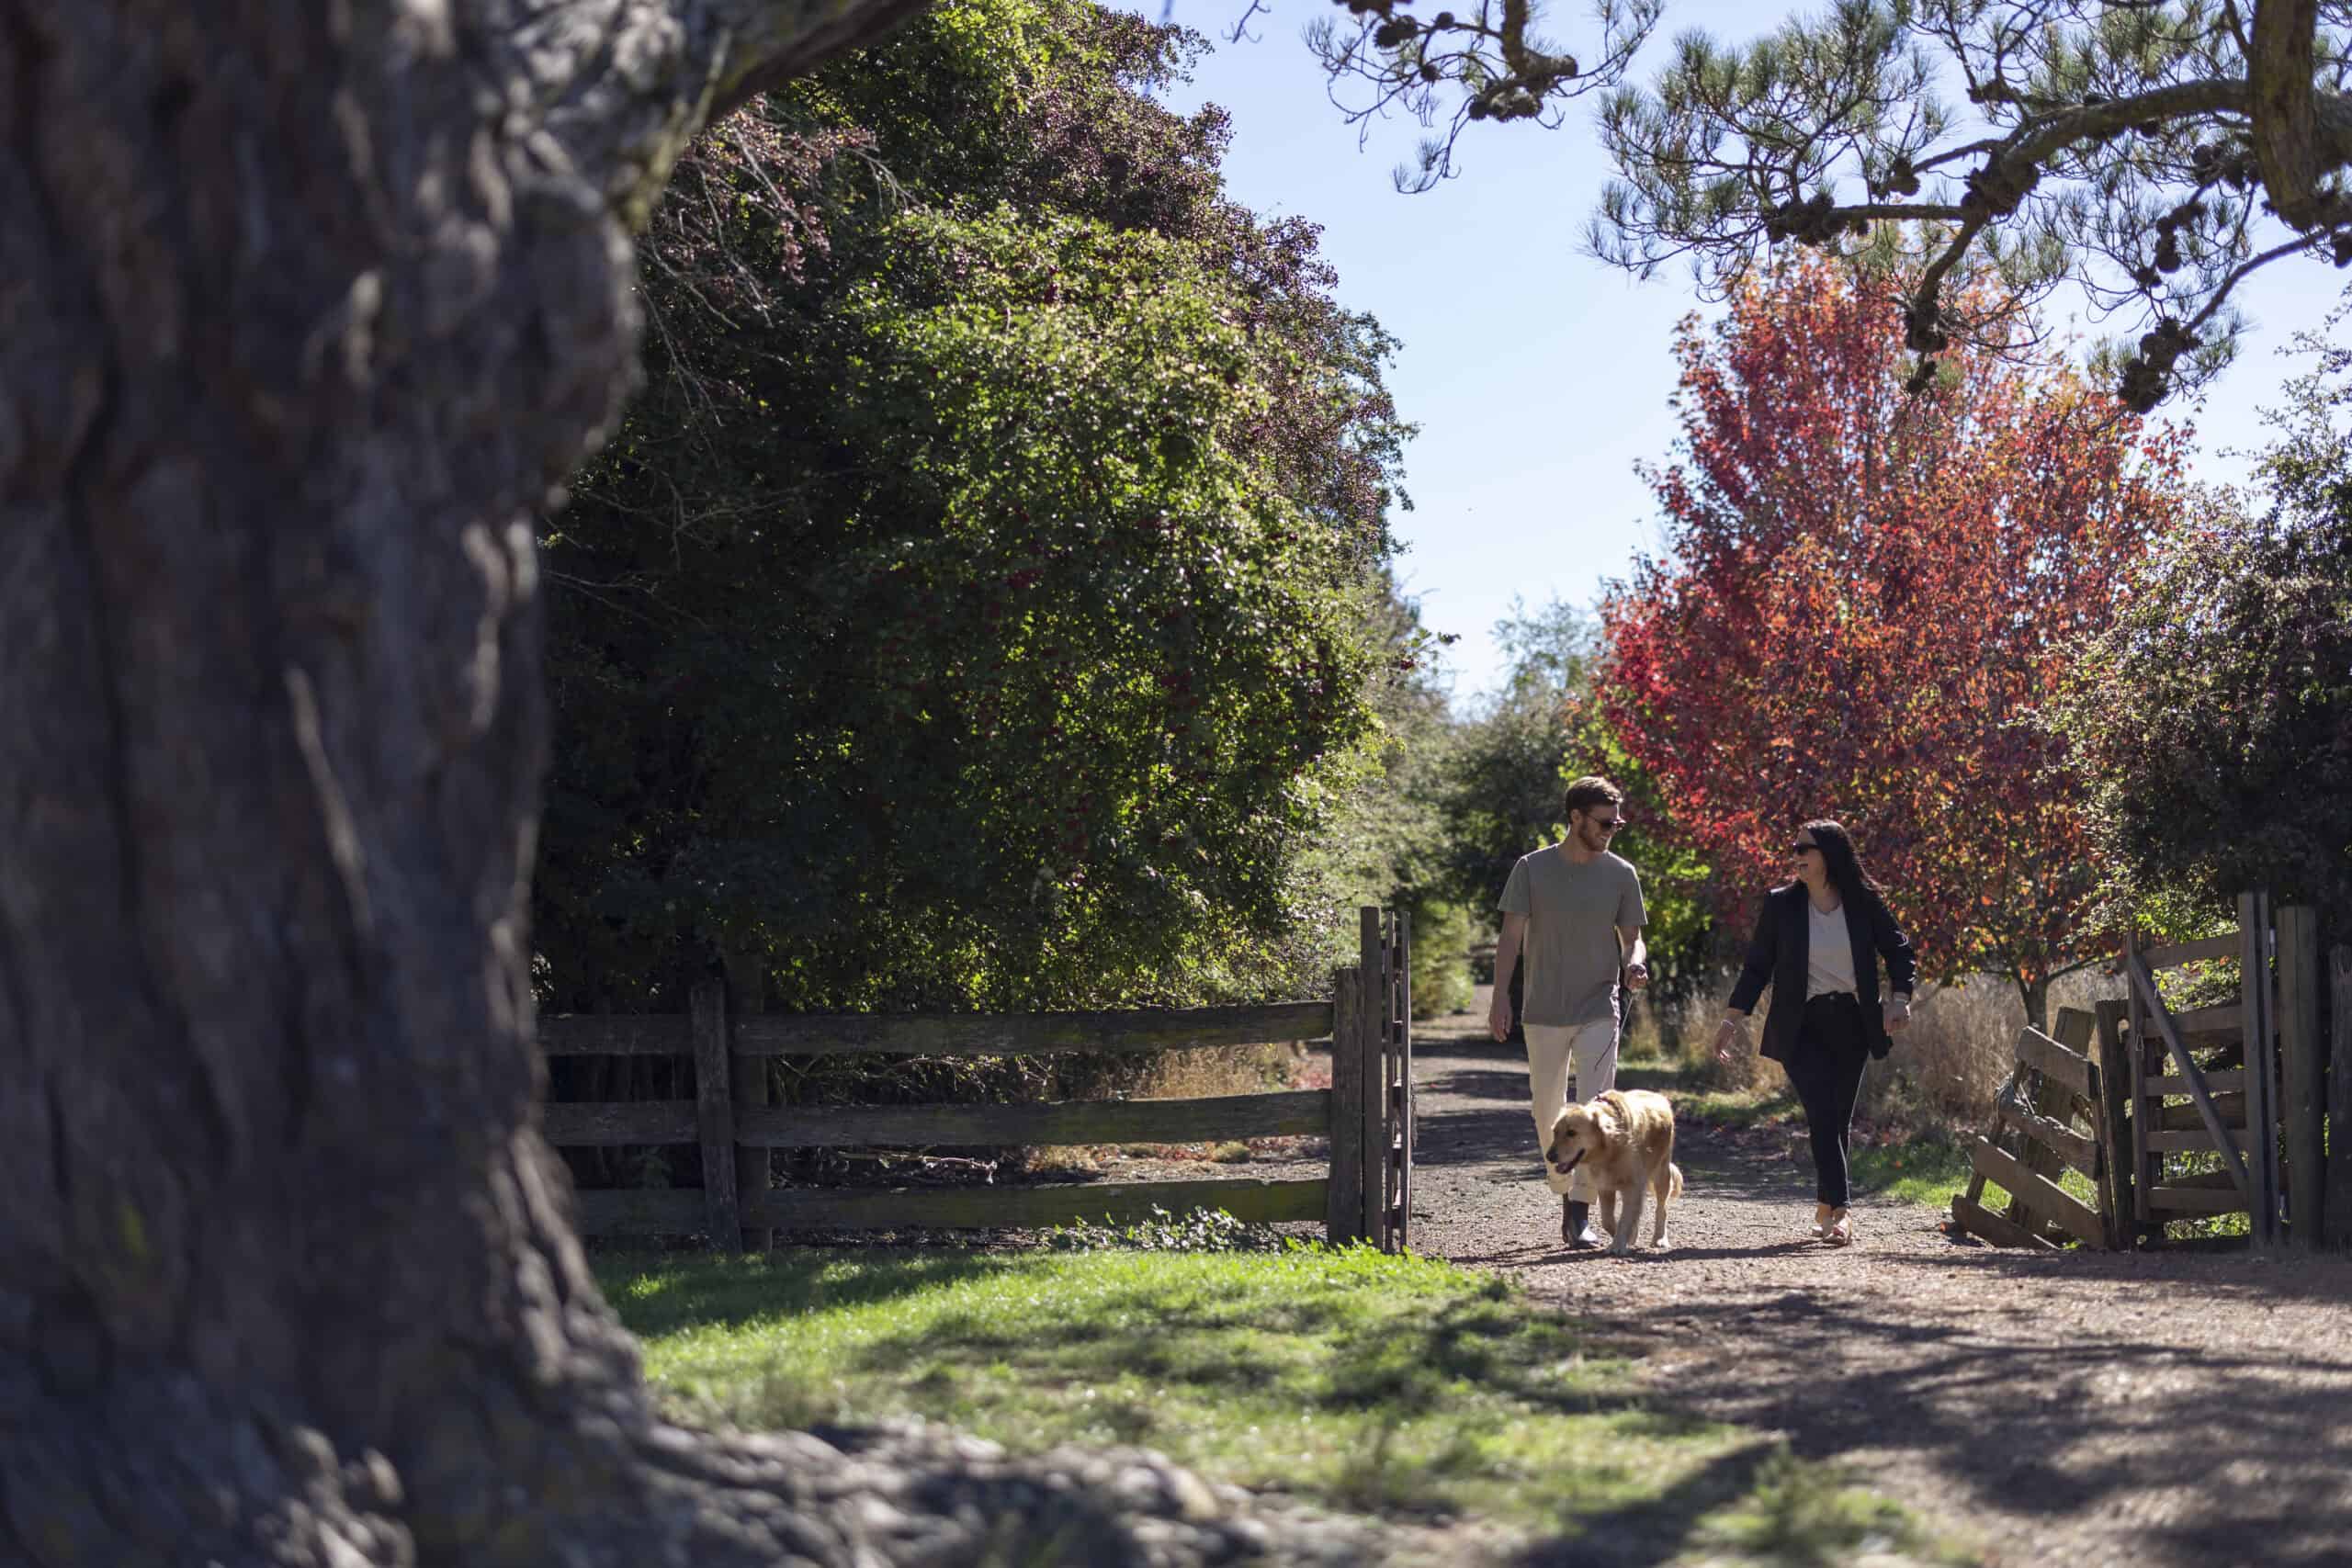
top-left (2115, 893), bottom-right (2284, 1245)
top-left (1357, 907), bottom-right (1414, 1250)
top-left (1950, 1007), bottom-right (2109, 1248)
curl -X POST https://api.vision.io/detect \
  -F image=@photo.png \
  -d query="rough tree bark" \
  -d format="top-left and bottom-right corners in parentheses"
top-left (0, 4), bottom-right (1355, 1565)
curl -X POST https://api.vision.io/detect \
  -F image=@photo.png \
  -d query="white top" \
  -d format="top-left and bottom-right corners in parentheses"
top-left (1805, 898), bottom-right (1858, 998)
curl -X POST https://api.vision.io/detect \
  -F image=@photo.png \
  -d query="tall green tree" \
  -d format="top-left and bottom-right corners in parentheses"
top-left (2058, 329), bottom-right (2352, 916)
top-left (1317, 0), bottom-right (2352, 411)
top-left (539, 1), bottom-right (1416, 1011)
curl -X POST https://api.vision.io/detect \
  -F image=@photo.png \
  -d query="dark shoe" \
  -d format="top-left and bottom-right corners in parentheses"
top-left (1563, 1199), bottom-right (1601, 1248)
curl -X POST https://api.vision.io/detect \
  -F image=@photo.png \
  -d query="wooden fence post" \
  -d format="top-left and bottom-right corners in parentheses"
top-left (2093, 998), bottom-right (2134, 1249)
top-left (2277, 907), bottom-right (2325, 1246)
top-left (690, 977), bottom-right (741, 1251)
top-left (2239, 890), bottom-right (2282, 1247)
top-left (2332, 944), bottom-right (2352, 1249)
top-left (1358, 908), bottom-right (1386, 1248)
top-left (1328, 966), bottom-right (1364, 1245)
top-left (1395, 906), bottom-right (1413, 1251)
top-left (723, 953), bottom-right (772, 1253)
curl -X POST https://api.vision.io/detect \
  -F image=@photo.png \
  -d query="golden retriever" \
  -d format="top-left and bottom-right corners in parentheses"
top-left (1545, 1089), bottom-right (1683, 1254)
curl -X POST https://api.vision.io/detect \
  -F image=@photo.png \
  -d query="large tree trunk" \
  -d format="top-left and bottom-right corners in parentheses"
top-left (0, 4), bottom-right (1336, 1564)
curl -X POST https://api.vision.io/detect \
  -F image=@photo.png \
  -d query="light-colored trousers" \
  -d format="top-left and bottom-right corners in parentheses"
top-left (1525, 1017), bottom-right (1620, 1199)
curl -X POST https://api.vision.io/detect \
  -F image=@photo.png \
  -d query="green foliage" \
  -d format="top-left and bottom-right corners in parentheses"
top-left (1042, 1204), bottom-right (1295, 1253)
top-left (537, 0), bottom-right (1413, 1012)
top-left (1406, 897), bottom-right (1477, 1019)
top-left (1442, 598), bottom-right (1715, 990)
top-left (2055, 332), bottom-right (2352, 918)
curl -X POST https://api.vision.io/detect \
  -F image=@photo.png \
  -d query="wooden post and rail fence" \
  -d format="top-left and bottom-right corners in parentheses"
top-left (537, 908), bottom-right (1417, 1251)
top-left (1952, 891), bottom-right (2352, 1252)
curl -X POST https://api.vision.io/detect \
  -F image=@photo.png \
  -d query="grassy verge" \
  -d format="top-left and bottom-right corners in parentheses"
top-left (599, 1244), bottom-right (1971, 1564)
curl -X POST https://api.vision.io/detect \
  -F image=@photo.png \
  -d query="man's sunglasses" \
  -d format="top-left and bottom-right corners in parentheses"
top-left (1586, 817), bottom-right (1626, 832)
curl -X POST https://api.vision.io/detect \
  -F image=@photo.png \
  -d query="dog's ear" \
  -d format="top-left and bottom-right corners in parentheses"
top-left (1589, 1100), bottom-right (1619, 1138)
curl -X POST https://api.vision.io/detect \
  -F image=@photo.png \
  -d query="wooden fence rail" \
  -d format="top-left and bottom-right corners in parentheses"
top-left (537, 909), bottom-right (1414, 1251)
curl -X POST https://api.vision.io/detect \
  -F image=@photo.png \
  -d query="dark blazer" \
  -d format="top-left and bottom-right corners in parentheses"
top-left (1727, 884), bottom-right (1918, 1062)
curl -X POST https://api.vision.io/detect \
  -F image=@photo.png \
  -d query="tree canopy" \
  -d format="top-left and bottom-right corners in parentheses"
top-left (2057, 327), bottom-right (2352, 917)
top-left (1319, 0), bottom-right (2352, 411)
top-left (1599, 255), bottom-right (2191, 1022)
top-left (539, 0), bottom-right (1422, 1010)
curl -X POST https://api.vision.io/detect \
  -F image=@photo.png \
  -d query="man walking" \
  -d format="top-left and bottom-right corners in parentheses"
top-left (1490, 776), bottom-right (1648, 1247)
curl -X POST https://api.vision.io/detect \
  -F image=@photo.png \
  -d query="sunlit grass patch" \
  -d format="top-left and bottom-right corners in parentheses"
top-left (597, 1244), bottom-right (1973, 1561)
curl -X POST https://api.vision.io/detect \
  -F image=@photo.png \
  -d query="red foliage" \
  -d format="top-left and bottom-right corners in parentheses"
top-left (1597, 257), bottom-right (2191, 1004)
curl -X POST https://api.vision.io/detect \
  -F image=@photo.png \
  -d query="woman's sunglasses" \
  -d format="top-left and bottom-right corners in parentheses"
top-left (1789, 841), bottom-right (1820, 855)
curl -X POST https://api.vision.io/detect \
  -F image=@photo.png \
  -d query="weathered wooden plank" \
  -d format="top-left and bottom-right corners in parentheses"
top-left (2127, 931), bottom-right (2153, 1229)
top-left (539, 1100), bottom-right (697, 1146)
top-left (2158, 1094), bottom-right (2247, 1131)
top-left (2004, 1092), bottom-right (2100, 1177)
top-left (726, 951), bottom-right (772, 1253)
top-left (1327, 966), bottom-right (1364, 1244)
top-left (2143, 1068), bottom-right (2248, 1097)
top-left (691, 980), bottom-right (740, 1253)
top-left (2145, 1129), bottom-right (2249, 1154)
top-left (1969, 1137), bottom-right (2105, 1247)
top-left (1357, 916), bottom-right (1384, 1247)
top-left (2331, 945), bottom-right (2352, 1249)
top-left (2126, 950), bottom-right (2254, 1211)
top-left (2172, 1001), bottom-right (2244, 1042)
top-left (2240, 890), bottom-right (2282, 1247)
top-left (2007, 1010), bottom-right (2097, 1239)
top-left (733, 1089), bottom-right (1333, 1150)
top-left (2277, 906), bottom-right (2325, 1247)
top-left (537, 1013), bottom-right (692, 1056)
top-left (574, 1188), bottom-right (703, 1235)
top-left (2146, 1185), bottom-right (2253, 1215)
top-left (2142, 933), bottom-right (2242, 970)
top-left (2093, 1000), bottom-right (2134, 1249)
top-left (746, 1178), bottom-right (1329, 1233)
top-left (1950, 1194), bottom-right (2060, 1250)
top-left (2015, 1024), bottom-right (2094, 1099)
top-left (729, 1002), bottom-right (1336, 1058)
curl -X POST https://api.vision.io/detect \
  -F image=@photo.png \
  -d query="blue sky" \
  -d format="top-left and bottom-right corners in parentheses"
top-left (1128, 1), bottom-right (2349, 704)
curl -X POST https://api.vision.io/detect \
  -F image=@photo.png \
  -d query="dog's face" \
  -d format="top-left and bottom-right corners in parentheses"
top-left (1545, 1100), bottom-right (1623, 1180)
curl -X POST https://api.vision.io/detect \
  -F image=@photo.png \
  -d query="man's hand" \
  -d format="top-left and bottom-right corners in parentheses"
top-left (1487, 991), bottom-right (1513, 1043)
top-left (1885, 995), bottom-right (1913, 1035)
top-left (1624, 961), bottom-right (1649, 990)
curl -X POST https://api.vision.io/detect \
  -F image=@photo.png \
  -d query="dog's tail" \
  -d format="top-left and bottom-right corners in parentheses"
top-left (1667, 1162), bottom-right (1684, 1200)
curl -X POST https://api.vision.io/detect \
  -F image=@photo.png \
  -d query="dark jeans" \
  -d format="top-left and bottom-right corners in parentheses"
top-left (1783, 992), bottom-right (1871, 1208)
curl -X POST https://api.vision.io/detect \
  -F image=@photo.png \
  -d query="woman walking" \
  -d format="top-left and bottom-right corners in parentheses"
top-left (1714, 820), bottom-right (1916, 1246)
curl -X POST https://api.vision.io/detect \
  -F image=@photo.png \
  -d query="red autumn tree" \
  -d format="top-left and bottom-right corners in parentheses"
top-left (1598, 256), bottom-right (2190, 1028)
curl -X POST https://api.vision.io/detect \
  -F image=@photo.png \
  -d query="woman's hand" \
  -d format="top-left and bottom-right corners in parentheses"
top-left (1884, 995), bottom-right (1913, 1035)
top-left (1624, 961), bottom-right (1649, 991)
top-left (1713, 1014), bottom-right (1747, 1064)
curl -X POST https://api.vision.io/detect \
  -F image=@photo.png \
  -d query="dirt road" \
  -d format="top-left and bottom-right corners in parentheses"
top-left (1403, 1005), bottom-right (2352, 1568)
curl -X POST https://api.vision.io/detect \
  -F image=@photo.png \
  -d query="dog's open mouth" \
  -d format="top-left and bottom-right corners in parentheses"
top-left (1555, 1147), bottom-right (1586, 1174)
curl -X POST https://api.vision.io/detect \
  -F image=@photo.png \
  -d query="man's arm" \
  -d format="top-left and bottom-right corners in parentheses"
top-left (1489, 912), bottom-right (1528, 1042)
top-left (1618, 924), bottom-right (1648, 989)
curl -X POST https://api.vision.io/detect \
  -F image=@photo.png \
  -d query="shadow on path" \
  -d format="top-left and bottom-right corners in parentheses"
top-left (1404, 1038), bottom-right (2352, 1568)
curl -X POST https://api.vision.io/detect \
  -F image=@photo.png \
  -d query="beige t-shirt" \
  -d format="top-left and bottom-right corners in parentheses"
top-left (1805, 897), bottom-right (1858, 998)
top-left (1498, 848), bottom-right (1645, 1028)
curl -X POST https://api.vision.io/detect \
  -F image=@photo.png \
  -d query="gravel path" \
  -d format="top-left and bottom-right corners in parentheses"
top-left (1399, 1002), bottom-right (2352, 1568)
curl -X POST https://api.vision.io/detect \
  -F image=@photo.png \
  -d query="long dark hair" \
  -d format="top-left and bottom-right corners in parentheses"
top-left (1801, 818), bottom-right (1883, 908)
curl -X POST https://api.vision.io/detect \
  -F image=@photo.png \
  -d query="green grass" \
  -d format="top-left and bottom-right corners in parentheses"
top-left (598, 1245), bottom-right (1973, 1563)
